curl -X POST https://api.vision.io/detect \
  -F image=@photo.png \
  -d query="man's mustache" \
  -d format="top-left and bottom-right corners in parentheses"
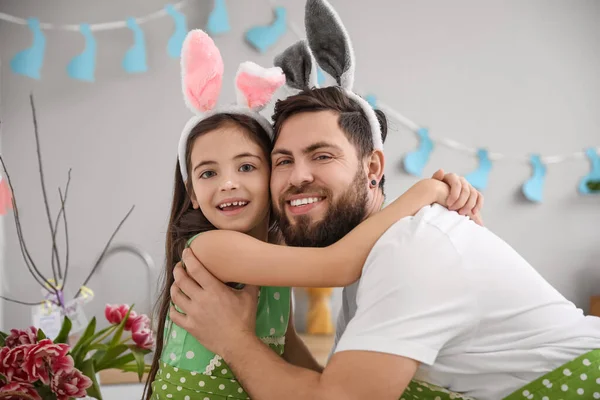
top-left (280, 185), bottom-right (330, 199)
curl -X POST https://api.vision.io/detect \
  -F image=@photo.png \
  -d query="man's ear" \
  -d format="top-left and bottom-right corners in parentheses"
top-left (366, 149), bottom-right (385, 186)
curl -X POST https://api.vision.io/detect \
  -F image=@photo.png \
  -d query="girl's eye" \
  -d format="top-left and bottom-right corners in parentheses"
top-left (239, 164), bottom-right (255, 172)
top-left (200, 171), bottom-right (216, 179)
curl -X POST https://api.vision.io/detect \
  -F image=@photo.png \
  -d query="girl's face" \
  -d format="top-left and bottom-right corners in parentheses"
top-left (188, 122), bottom-right (271, 236)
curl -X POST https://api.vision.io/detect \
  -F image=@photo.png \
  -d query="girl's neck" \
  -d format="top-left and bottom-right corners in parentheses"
top-left (245, 215), bottom-right (269, 242)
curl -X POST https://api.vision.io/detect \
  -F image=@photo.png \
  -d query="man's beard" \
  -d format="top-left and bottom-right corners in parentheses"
top-left (274, 169), bottom-right (369, 248)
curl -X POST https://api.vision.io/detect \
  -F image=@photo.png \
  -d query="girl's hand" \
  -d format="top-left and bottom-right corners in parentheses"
top-left (431, 169), bottom-right (484, 226)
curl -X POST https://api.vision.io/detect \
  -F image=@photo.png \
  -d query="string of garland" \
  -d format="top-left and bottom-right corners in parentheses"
top-left (1, 0), bottom-right (598, 201)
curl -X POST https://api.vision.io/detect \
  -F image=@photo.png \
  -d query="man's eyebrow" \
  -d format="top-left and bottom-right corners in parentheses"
top-left (303, 142), bottom-right (342, 154)
top-left (271, 142), bottom-right (342, 157)
top-left (271, 148), bottom-right (293, 157)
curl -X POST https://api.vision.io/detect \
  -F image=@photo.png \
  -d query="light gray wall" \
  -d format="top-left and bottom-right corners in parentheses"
top-left (0, 58), bottom-right (4, 331)
top-left (1, 0), bottom-right (599, 334)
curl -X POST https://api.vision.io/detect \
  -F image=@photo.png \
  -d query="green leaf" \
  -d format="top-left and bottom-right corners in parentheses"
top-left (37, 328), bottom-right (47, 341)
top-left (77, 317), bottom-right (97, 346)
top-left (587, 180), bottom-right (600, 192)
top-left (109, 305), bottom-right (135, 348)
top-left (81, 325), bottom-right (114, 349)
top-left (74, 320), bottom-right (120, 366)
top-left (119, 362), bottom-right (152, 374)
top-left (0, 331), bottom-right (7, 347)
top-left (54, 315), bottom-right (73, 344)
top-left (90, 349), bottom-right (107, 368)
top-left (81, 358), bottom-right (102, 400)
top-left (127, 345), bottom-right (148, 381)
top-left (94, 344), bottom-right (128, 371)
top-left (35, 385), bottom-right (55, 399)
top-left (87, 343), bottom-right (109, 352)
top-left (97, 353), bottom-right (135, 371)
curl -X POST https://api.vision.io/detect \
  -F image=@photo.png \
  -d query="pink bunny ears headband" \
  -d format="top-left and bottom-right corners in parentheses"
top-left (273, 0), bottom-right (383, 151)
top-left (178, 30), bottom-right (285, 182)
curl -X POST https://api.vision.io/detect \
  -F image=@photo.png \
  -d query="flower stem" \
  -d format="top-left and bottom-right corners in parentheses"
top-left (91, 325), bottom-right (117, 345)
top-left (120, 336), bottom-right (132, 345)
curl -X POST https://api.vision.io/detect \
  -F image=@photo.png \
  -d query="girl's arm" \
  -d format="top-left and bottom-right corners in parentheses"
top-left (188, 178), bottom-right (452, 288)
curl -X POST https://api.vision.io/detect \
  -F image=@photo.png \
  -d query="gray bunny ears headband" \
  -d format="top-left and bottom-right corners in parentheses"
top-left (273, 0), bottom-right (384, 151)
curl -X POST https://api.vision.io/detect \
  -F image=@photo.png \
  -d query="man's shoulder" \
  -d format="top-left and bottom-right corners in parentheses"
top-left (374, 203), bottom-right (465, 247)
top-left (361, 204), bottom-right (469, 277)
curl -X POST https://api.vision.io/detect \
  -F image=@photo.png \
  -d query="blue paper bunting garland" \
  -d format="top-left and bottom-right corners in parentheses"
top-left (245, 7), bottom-right (287, 53)
top-left (465, 149), bottom-right (492, 191)
top-left (578, 148), bottom-right (600, 195)
top-left (522, 154), bottom-right (546, 203)
top-left (3, 5), bottom-right (598, 201)
top-left (123, 18), bottom-right (148, 74)
top-left (10, 18), bottom-right (46, 79)
top-left (365, 95), bottom-right (377, 108)
top-left (403, 128), bottom-right (434, 177)
top-left (317, 68), bottom-right (326, 86)
top-left (67, 24), bottom-right (96, 82)
top-left (165, 4), bottom-right (187, 58)
top-left (207, 0), bottom-right (231, 36)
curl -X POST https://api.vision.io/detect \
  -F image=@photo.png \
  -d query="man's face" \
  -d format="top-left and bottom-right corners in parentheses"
top-left (270, 110), bottom-right (369, 247)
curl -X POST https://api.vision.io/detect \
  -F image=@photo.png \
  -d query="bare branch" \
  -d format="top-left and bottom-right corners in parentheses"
top-left (58, 187), bottom-right (71, 290)
top-left (51, 169), bottom-right (72, 281)
top-left (74, 205), bottom-right (135, 298)
top-left (0, 295), bottom-right (44, 306)
top-left (29, 93), bottom-right (61, 284)
top-left (0, 155), bottom-right (53, 292)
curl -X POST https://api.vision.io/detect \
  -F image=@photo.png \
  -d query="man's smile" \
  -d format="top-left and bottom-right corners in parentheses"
top-left (285, 194), bottom-right (326, 216)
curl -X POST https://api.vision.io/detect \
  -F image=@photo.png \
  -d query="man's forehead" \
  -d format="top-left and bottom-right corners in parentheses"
top-left (272, 111), bottom-right (348, 154)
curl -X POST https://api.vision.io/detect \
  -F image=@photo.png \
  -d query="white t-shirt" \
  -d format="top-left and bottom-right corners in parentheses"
top-left (331, 204), bottom-right (600, 400)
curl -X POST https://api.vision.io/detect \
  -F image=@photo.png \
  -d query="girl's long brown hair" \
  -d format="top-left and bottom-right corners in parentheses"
top-left (142, 113), bottom-right (276, 399)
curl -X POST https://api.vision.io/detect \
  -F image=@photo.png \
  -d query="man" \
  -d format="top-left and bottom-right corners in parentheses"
top-left (170, 85), bottom-right (600, 400)
top-left (169, 1), bottom-right (600, 399)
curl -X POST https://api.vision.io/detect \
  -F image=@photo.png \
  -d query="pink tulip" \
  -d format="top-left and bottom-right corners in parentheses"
top-left (132, 327), bottom-right (154, 350)
top-left (51, 369), bottom-right (92, 400)
top-left (0, 381), bottom-right (42, 400)
top-left (104, 304), bottom-right (130, 326)
top-left (123, 311), bottom-right (139, 331)
top-left (23, 339), bottom-right (72, 385)
top-left (0, 346), bottom-right (11, 379)
top-left (130, 314), bottom-right (150, 332)
top-left (1, 345), bottom-right (33, 383)
top-left (4, 327), bottom-right (38, 349)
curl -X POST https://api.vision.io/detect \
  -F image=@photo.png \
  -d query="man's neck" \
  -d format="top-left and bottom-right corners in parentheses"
top-left (365, 189), bottom-right (385, 219)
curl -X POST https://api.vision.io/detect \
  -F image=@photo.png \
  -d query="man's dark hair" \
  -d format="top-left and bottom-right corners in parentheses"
top-left (272, 86), bottom-right (388, 192)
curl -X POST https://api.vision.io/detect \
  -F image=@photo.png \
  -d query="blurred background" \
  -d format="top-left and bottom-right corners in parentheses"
top-left (1, 0), bottom-right (599, 398)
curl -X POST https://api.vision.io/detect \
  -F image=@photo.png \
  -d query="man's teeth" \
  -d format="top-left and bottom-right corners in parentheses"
top-left (290, 197), bottom-right (322, 207)
top-left (218, 201), bottom-right (247, 209)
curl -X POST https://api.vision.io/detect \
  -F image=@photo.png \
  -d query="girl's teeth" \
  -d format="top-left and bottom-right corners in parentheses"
top-left (219, 201), bottom-right (247, 209)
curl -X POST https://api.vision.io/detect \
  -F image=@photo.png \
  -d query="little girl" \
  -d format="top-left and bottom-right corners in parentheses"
top-left (144, 30), bottom-right (480, 400)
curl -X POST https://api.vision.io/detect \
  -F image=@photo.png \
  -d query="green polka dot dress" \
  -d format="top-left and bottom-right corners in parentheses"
top-left (399, 349), bottom-right (600, 400)
top-left (150, 235), bottom-right (291, 399)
